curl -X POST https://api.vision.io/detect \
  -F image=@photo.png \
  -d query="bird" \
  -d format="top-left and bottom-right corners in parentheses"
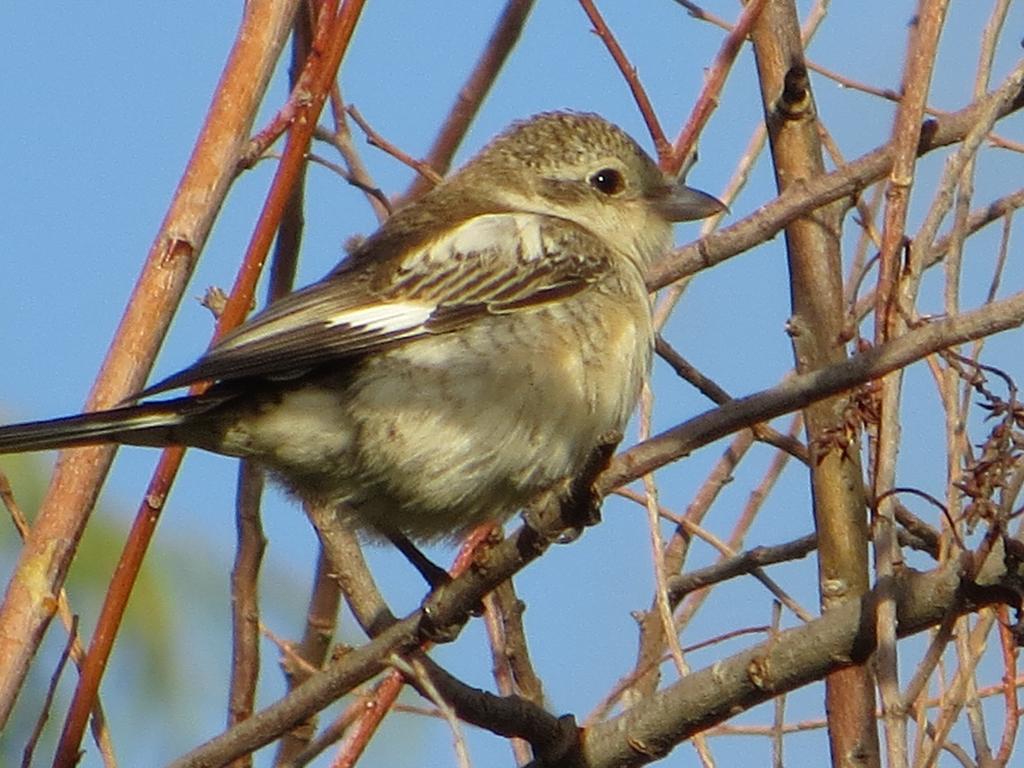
top-left (0, 111), bottom-right (723, 546)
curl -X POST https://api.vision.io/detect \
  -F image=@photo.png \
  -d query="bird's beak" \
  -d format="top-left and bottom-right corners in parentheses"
top-left (652, 180), bottom-right (727, 223)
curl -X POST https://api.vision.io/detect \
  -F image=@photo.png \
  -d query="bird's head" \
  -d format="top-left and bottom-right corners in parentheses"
top-left (452, 111), bottom-right (725, 268)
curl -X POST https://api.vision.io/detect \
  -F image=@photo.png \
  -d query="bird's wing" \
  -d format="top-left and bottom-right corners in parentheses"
top-left (140, 212), bottom-right (615, 396)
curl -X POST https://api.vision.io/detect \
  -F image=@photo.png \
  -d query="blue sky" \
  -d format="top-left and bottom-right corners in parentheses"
top-left (2, 2), bottom-right (1024, 766)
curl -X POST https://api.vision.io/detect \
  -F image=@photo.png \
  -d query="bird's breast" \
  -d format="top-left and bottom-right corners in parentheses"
top-left (208, 273), bottom-right (652, 542)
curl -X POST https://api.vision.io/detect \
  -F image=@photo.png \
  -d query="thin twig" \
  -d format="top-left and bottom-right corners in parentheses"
top-left (668, 0), bottom-right (769, 176)
top-left (346, 104), bottom-right (444, 185)
top-left (0, 471), bottom-right (117, 766)
top-left (22, 617), bottom-right (79, 768)
top-left (391, 655), bottom-right (472, 768)
top-left (403, 0), bottom-right (536, 202)
top-left (227, 461), bottom-right (265, 756)
top-left (576, 0), bottom-right (669, 160)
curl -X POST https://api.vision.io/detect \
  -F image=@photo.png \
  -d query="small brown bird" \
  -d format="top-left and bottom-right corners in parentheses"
top-left (0, 111), bottom-right (723, 543)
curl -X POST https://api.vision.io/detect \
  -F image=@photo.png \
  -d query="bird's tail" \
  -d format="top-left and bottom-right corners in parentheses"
top-left (0, 397), bottom-right (203, 454)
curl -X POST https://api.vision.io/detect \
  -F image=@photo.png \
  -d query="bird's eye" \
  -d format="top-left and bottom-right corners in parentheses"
top-left (589, 168), bottom-right (625, 195)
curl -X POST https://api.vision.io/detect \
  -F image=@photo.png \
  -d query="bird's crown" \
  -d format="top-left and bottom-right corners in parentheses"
top-left (471, 111), bottom-right (656, 175)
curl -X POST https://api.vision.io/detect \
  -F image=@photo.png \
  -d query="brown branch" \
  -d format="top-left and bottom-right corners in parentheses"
top-left (319, 84), bottom-right (393, 221)
top-left (673, 0), bottom-right (1023, 151)
top-left (306, 502), bottom-right (395, 638)
top-left (283, 690), bottom-right (369, 766)
top-left (335, 672), bottom-right (404, 768)
top-left (749, 0), bottom-right (875, 760)
top-left (674, 419), bottom-right (810, 630)
top-left (54, 446), bottom-right (187, 767)
top-left (243, 18), bottom-right (315, 762)
top-left (872, 5), bottom-right (950, 764)
top-left (604, 288), bottom-right (1024, 491)
top-left (237, 3), bottom-right (320, 169)
top-left (483, 578), bottom-right (544, 765)
top-left (247, 22), bottom-right (315, 761)
top-left (665, 534), bottom-right (817, 603)
top-left (272, 552), bottom-right (340, 765)
top-left (413, 654), bottom-right (579, 766)
top-left (628, 428), bottom-right (755, 701)
top-left (577, 555), bottom-right (1000, 767)
top-left (655, 336), bottom-right (808, 461)
top-left (307, 144), bottom-right (392, 215)
top-left (489, 579), bottom-right (545, 707)
top-left (304, 506), bottom-right (504, 763)
top-left (876, 0), bottom-right (950, 339)
top-left (219, 0), bottom-right (366, 337)
top-left (226, 461), bottom-right (266, 766)
top-left (845, 187), bottom-right (1024, 329)
top-left (995, 604), bottom-right (1020, 764)
top-left (928, 188), bottom-right (1024, 271)
top-left (266, 5), bottom-right (315, 310)
top-left (663, 488), bottom-right (814, 627)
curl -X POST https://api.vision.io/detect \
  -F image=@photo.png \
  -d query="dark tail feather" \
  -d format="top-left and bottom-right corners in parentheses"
top-left (0, 398), bottom-right (198, 454)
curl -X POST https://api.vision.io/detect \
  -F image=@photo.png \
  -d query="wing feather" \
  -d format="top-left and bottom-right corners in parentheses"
top-left (140, 212), bottom-right (613, 396)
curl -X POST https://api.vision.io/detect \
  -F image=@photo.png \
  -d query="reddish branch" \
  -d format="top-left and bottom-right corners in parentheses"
top-left (50, 3), bottom-right (367, 765)
top-left (0, 0), bottom-right (304, 742)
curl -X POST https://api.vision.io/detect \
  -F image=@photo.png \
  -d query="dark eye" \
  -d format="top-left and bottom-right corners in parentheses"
top-left (589, 168), bottom-right (625, 195)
